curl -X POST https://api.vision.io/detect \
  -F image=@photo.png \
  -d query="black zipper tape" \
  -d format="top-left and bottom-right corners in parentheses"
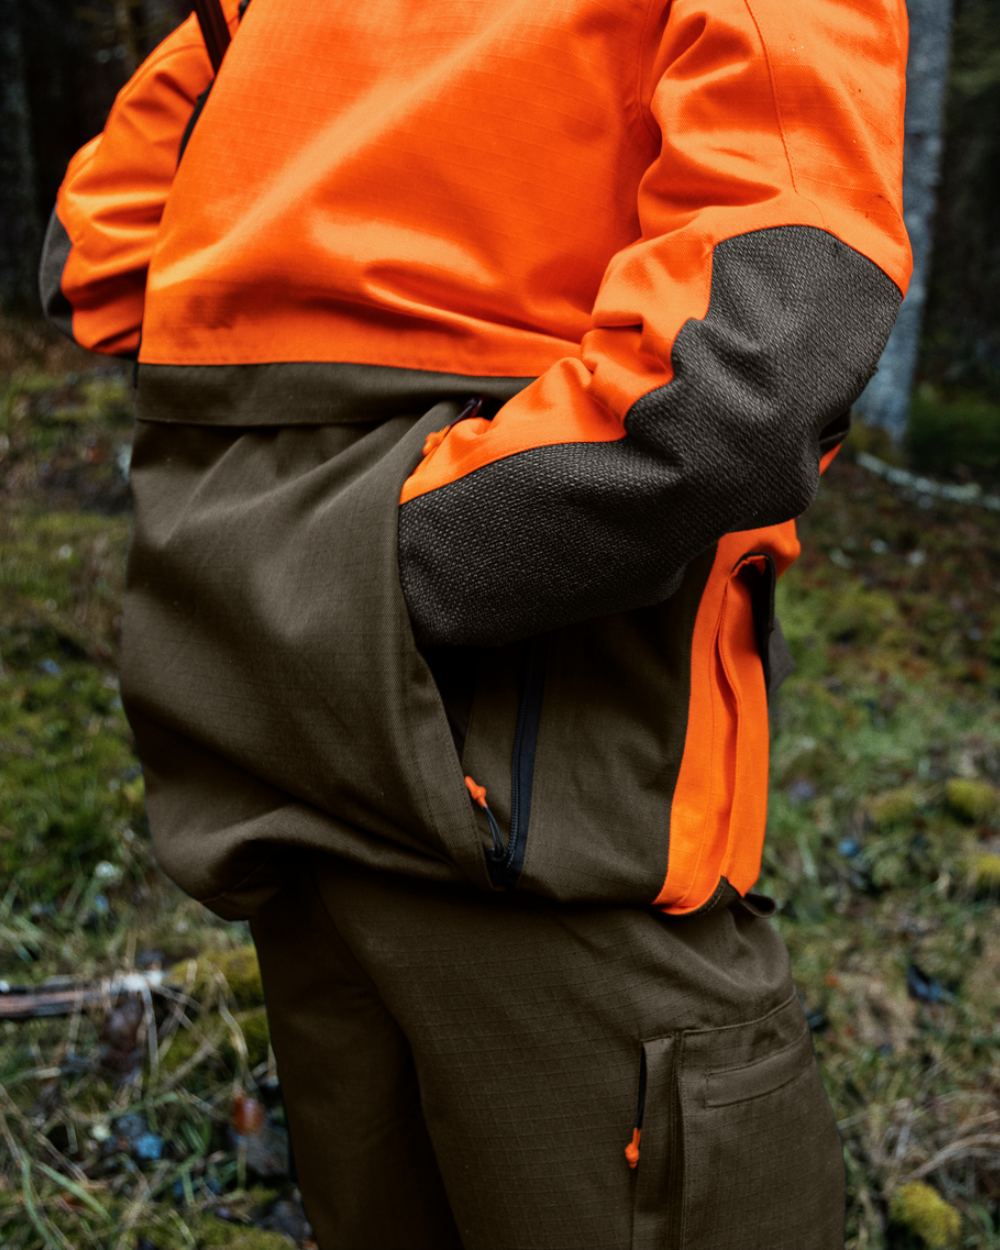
top-left (486, 633), bottom-right (547, 889)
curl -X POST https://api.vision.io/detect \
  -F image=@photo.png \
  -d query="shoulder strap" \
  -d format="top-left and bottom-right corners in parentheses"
top-left (193, 0), bottom-right (231, 73)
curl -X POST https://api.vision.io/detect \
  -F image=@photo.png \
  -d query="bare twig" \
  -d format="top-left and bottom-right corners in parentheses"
top-left (0, 972), bottom-right (166, 1021)
top-left (903, 1134), bottom-right (1000, 1182)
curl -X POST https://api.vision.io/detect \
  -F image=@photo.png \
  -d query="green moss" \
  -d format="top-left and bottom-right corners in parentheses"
top-left (192, 1214), bottom-right (294, 1248)
top-left (157, 1027), bottom-right (206, 1075)
top-left (825, 584), bottom-right (902, 646)
top-left (77, 373), bottom-right (133, 424)
top-left (889, 1181), bottom-right (962, 1248)
top-left (164, 1008), bottom-right (270, 1073)
top-left (157, 1018), bottom-right (229, 1075)
top-left (963, 852), bottom-right (1000, 895)
top-left (866, 786), bottom-right (923, 829)
top-left (944, 777), bottom-right (998, 822)
top-left (169, 944), bottom-right (264, 1009)
top-left (229, 1008), bottom-right (271, 1068)
top-left (3, 355), bottom-right (999, 1248)
top-left (0, 667), bottom-right (139, 900)
top-left (119, 1182), bottom-right (286, 1246)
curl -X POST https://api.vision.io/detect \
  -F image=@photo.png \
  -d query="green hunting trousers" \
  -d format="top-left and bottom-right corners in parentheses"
top-left (249, 849), bottom-right (846, 1250)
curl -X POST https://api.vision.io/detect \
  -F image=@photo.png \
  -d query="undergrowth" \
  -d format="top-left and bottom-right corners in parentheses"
top-left (1, 324), bottom-right (997, 1248)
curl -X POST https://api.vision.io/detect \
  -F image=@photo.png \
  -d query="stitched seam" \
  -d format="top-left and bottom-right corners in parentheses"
top-left (683, 987), bottom-right (799, 1041)
top-left (740, 0), bottom-right (799, 197)
top-left (639, 988), bottom-right (798, 1048)
top-left (706, 1023), bottom-right (809, 1080)
top-left (705, 1023), bottom-right (810, 1082)
top-left (671, 550), bottom-right (725, 910)
top-left (740, 0), bottom-right (833, 236)
top-left (705, 1050), bottom-right (810, 1110)
top-left (635, 0), bottom-right (667, 145)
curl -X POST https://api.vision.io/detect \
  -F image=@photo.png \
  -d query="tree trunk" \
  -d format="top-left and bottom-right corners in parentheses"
top-left (854, 0), bottom-right (955, 444)
top-left (0, 0), bottom-right (41, 312)
top-left (114, 0), bottom-right (142, 76)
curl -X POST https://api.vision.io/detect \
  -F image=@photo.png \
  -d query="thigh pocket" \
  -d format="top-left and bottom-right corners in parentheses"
top-left (631, 993), bottom-right (845, 1250)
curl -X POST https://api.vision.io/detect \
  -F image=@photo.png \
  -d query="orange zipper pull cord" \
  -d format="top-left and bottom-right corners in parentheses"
top-left (421, 396), bottom-right (485, 458)
top-left (464, 774), bottom-right (506, 861)
top-left (421, 426), bottom-right (450, 457)
top-left (464, 775), bottom-right (486, 806)
top-left (625, 1047), bottom-right (647, 1169)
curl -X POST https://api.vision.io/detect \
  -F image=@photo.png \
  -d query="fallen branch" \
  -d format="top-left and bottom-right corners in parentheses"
top-left (855, 451), bottom-right (1000, 512)
top-left (0, 972), bottom-right (166, 1021)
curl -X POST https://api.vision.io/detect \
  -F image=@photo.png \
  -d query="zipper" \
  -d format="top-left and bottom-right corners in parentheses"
top-left (421, 394), bottom-right (483, 457)
top-left (495, 634), bottom-right (547, 886)
top-left (625, 1046), bottom-right (648, 1168)
top-left (466, 632), bottom-right (547, 890)
top-left (626, 1035), bottom-right (684, 1248)
top-left (663, 1039), bottom-right (683, 1249)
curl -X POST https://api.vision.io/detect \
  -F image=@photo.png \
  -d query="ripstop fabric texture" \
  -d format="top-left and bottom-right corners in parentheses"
top-left (38, 0), bottom-right (912, 918)
top-left (398, 226), bottom-right (901, 648)
top-left (249, 848), bottom-right (847, 1250)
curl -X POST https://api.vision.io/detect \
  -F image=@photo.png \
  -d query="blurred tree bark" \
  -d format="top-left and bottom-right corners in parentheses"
top-left (919, 0), bottom-right (1000, 396)
top-left (0, 0), bottom-right (41, 311)
top-left (114, 0), bottom-right (142, 75)
top-left (855, 0), bottom-right (955, 443)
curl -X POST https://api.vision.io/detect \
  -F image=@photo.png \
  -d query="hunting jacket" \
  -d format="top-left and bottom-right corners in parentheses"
top-left (40, 0), bottom-right (912, 919)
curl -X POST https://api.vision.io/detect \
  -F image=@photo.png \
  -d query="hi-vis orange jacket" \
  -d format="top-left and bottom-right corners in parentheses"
top-left (41, 0), bottom-right (911, 920)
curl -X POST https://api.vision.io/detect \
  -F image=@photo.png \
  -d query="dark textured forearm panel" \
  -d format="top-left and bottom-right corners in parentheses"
top-left (398, 225), bottom-right (902, 650)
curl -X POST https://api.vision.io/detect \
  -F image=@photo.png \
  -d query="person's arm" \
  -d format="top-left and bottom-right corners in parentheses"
top-left (37, 7), bottom-right (235, 357)
top-left (398, 0), bottom-right (912, 649)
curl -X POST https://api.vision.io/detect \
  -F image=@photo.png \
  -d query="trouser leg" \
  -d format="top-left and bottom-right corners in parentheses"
top-left (252, 850), bottom-right (846, 1250)
top-left (248, 870), bottom-right (464, 1250)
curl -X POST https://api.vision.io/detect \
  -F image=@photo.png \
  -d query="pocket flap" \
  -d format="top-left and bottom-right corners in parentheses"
top-left (704, 1024), bottom-right (813, 1107)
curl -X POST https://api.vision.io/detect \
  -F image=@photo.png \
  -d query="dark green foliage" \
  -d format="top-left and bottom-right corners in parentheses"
top-left (907, 384), bottom-right (1000, 485)
top-left (2, 348), bottom-right (998, 1247)
top-left (765, 447), bottom-right (999, 1250)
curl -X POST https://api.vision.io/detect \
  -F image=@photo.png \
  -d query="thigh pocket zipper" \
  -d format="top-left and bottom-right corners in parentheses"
top-left (629, 1034), bottom-right (684, 1250)
top-left (631, 999), bottom-right (847, 1250)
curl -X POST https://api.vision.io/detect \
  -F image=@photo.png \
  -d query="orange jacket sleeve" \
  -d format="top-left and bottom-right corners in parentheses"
top-left (37, 11), bottom-right (226, 356)
top-left (398, 0), bottom-right (913, 649)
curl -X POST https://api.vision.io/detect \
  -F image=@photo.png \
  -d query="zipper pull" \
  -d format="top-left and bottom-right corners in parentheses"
top-left (625, 1047), bottom-right (647, 1169)
top-left (454, 395), bottom-right (483, 422)
top-left (464, 774), bottom-right (506, 861)
top-left (420, 396), bottom-right (484, 458)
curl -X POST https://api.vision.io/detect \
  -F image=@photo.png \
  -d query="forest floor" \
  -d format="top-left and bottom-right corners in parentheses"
top-left (1, 323), bottom-right (998, 1250)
